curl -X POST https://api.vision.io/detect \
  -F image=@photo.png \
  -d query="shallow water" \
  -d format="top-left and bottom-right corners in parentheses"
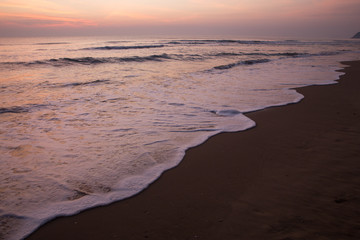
top-left (0, 36), bottom-right (359, 240)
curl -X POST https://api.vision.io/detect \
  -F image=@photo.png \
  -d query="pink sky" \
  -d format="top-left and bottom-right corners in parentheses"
top-left (1, 0), bottom-right (359, 38)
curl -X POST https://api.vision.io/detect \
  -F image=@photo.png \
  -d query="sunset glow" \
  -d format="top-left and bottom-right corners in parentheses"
top-left (1, 0), bottom-right (360, 37)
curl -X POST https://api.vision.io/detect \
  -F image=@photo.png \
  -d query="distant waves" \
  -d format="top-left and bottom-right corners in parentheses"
top-left (0, 52), bottom-right (312, 69)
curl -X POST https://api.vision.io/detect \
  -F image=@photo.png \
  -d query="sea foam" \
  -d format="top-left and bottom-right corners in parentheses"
top-left (0, 36), bottom-right (359, 240)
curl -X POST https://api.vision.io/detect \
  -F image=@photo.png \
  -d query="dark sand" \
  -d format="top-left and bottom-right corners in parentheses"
top-left (26, 61), bottom-right (360, 240)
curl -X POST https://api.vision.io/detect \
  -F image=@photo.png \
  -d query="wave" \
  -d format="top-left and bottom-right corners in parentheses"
top-left (58, 79), bottom-right (111, 88)
top-left (212, 52), bottom-right (307, 57)
top-left (35, 42), bottom-right (69, 45)
top-left (36, 79), bottom-right (113, 89)
top-left (167, 41), bottom-right (206, 45)
top-left (167, 39), bottom-right (272, 45)
top-left (0, 106), bottom-right (29, 114)
top-left (49, 57), bottom-right (107, 65)
top-left (213, 52), bottom-right (243, 57)
top-left (105, 41), bottom-right (131, 44)
top-left (2, 54), bottom-right (172, 67)
top-left (0, 104), bottom-right (48, 114)
top-left (82, 45), bottom-right (165, 50)
top-left (213, 59), bottom-right (271, 70)
top-left (0, 49), bottom-right (340, 69)
top-left (166, 39), bottom-right (358, 47)
top-left (171, 54), bottom-right (204, 61)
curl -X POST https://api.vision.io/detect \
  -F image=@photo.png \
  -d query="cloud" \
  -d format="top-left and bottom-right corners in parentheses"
top-left (0, 12), bottom-right (96, 27)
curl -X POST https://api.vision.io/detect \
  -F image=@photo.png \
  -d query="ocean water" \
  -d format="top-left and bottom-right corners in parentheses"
top-left (0, 36), bottom-right (359, 239)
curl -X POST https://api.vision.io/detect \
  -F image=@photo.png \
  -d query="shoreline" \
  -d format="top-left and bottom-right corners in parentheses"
top-left (26, 61), bottom-right (360, 240)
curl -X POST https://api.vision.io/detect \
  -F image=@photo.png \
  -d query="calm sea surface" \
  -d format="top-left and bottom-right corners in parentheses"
top-left (0, 36), bottom-right (359, 239)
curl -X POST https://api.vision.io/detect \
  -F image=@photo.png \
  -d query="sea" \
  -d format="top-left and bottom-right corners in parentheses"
top-left (0, 35), bottom-right (359, 240)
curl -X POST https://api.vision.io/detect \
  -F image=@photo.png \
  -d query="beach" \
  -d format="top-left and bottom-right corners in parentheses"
top-left (25, 60), bottom-right (360, 240)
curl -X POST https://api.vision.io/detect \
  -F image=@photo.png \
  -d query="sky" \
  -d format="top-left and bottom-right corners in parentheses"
top-left (0, 0), bottom-right (359, 38)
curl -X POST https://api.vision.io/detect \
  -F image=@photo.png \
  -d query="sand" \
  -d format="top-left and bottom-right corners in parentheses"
top-left (26, 61), bottom-right (360, 240)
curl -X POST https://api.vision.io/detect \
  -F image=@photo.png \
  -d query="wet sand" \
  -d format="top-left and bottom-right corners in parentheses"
top-left (26, 61), bottom-right (360, 240)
